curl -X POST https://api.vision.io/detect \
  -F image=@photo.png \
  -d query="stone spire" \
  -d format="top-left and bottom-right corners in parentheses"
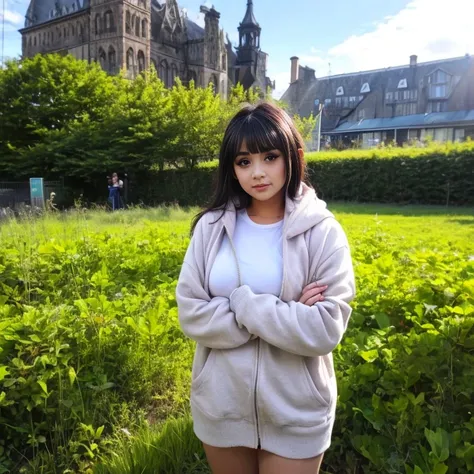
top-left (241, 0), bottom-right (259, 28)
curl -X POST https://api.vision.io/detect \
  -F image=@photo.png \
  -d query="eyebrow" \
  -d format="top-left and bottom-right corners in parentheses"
top-left (235, 149), bottom-right (279, 157)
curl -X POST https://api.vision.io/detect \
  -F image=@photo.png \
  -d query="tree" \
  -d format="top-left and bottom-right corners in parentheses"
top-left (0, 53), bottom-right (120, 178)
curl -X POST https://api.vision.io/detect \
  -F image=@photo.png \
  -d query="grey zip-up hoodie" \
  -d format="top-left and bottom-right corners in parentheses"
top-left (176, 182), bottom-right (356, 459)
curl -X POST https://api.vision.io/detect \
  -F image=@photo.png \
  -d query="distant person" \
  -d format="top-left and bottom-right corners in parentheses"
top-left (107, 175), bottom-right (122, 211)
top-left (112, 172), bottom-right (125, 209)
top-left (175, 102), bottom-right (356, 474)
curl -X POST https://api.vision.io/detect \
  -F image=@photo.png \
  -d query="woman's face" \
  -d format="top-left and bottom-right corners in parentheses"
top-left (233, 139), bottom-right (286, 204)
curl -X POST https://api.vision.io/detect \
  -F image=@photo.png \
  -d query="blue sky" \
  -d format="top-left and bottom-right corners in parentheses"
top-left (2, 0), bottom-right (474, 97)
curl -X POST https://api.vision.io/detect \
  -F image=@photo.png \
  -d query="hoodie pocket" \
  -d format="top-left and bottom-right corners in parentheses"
top-left (257, 343), bottom-right (330, 427)
top-left (191, 342), bottom-right (256, 422)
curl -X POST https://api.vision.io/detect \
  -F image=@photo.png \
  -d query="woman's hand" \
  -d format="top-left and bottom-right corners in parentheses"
top-left (299, 282), bottom-right (328, 306)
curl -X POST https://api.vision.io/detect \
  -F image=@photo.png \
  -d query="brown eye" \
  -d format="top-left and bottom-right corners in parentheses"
top-left (265, 154), bottom-right (279, 161)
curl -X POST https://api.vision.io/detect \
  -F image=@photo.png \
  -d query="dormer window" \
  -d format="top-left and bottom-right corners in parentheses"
top-left (427, 69), bottom-right (450, 99)
top-left (360, 82), bottom-right (370, 93)
top-left (398, 78), bottom-right (408, 89)
top-left (336, 86), bottom-right (344, 96)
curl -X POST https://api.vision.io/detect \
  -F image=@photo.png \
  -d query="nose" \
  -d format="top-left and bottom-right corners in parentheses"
top-left (252, 163), bottom-right (265, 180)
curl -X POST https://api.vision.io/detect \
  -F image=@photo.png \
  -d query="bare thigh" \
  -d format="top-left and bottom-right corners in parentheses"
top-left (202, 442), bottom-right (259, 474)
top-left (258, 449), bottom-right (324, 474)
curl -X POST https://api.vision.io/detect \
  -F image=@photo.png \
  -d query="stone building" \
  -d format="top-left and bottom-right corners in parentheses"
top-left (19, 0), bottom-right (274, 96)
top-left (281, 54), bottom-right (474, 148)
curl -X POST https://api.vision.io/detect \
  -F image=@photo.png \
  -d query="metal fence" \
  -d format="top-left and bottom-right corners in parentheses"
top-left (0, 180), bottom-right (64, 209)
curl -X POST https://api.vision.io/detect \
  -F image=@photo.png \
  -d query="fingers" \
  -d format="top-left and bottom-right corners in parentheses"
top-left (305, 293), bottom-right (325, 306)
top-left (299, 284), bottom-right (328, 304)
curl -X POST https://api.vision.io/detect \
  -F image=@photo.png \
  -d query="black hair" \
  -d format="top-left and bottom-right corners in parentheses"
top-left (190, 101), bottom-right (308, 234)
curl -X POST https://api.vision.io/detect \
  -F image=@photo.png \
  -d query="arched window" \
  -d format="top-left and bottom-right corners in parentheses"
top-left (159, 59), bottom-right (169, 87)
top-left (104, 10), bottom-right (114, 32)
top-left (95, 14), bottom-right (101, 35)
top-left (131, 14), bottom-right (136, 35)
top-left (126, 47), bottom-right (134, 71)
top-left (137, 50), bottom-right (145, 73)
top-left (209, 74), bottom-right (218, 92)
top-left (171, 63), bottom-right (178, 86)
top-left (187, 70), bottom-right (197, 86)
top-left (108, 46), bottom-right (116, 71)
top-left (141, 18), bottom-right (147, 38)
top-left (135, 16), bottom-right (140, 36)
top-left (34, 36), bottom-right (37, 46)
top-left (222, 54), bottom-right (226, 71)
top-left (70, 24), bottom-right (74, 37)
top-left (98, 47), bottom-right (106, 69)
top-left (125, 11), bottom-right (131, 34)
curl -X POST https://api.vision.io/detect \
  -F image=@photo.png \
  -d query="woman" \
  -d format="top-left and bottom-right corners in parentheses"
top-left (176, 102), bottom-right (356, 474)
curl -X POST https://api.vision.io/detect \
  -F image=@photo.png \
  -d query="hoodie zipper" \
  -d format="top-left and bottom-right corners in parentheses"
top-left (225, 224), bottom-right (261, 450)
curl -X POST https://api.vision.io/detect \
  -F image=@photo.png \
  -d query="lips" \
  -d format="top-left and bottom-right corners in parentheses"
top-left (253, 184), bottom-right (270, 189)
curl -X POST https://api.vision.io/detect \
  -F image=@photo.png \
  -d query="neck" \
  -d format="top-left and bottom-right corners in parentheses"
top-left (247, 191), bottom-right (285, 218)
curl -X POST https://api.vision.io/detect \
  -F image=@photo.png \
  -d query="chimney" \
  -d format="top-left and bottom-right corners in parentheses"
top-left (410, 55), bottom-right (417, 67)
top-left (290, 56), bottom-right (299, 83)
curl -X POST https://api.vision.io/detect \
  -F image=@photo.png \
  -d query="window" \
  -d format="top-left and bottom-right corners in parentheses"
top-left (395, 103), bottom-right (417, 116)
top-left (138, 50), bottom-right (145, 73)
top-left (104, 11), bottom-right (114, 32)
top-left (126, 47), bottom-right (134, 71)
top-left (108, 46), bottom-right (116, 70)
top-left (126, 12), bottom-right (131, 34)
top-left (142, 18), bottom-right (147, 38)
top-left (171, 63), bottom-right (178, 86)
top-left (349, 96), bottom-right (357, 106)
top-left (95, 14), bottom-right (101, 35)
top-left (357, 109), bottom-right (365, 120)
top-left (427, 101), bottom-right (446, 113)
top-left (98, 48), bottom-right (106, 68)
top-left (324, 98), bottom-right (332, 106)
top-left (398, 78), bottom-right (408, 89)
top-left (385, 92), bottom-right (393, 102)
top-left (159, 59), bottom-right (169, 87)
top-left (430, 84), bottom-right (447, 98)
top-left (222, 54), bottom-right (226, 71)
top-left (336, 86), bottom-right (344, 96)
top-left (431, 70), bottom-right (447, 84)
top-left (360, 82), bottom-right (370, 93)
top-left (135, 16), bottom-right (140, 36)
top-left (335, 97), bottom-right (342, 107)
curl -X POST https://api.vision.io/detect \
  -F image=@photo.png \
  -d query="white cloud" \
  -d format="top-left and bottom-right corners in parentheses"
top-left (300, 0), bottom-right (474, 77)
top-left (1, 9), bottom-right (23, 27)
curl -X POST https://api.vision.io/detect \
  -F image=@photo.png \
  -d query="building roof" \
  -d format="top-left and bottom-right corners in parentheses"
top-left (240, 0), bottom-right (259, 28)
top-left (185, 17), bottom-right (205, 40)
top-left (328, 110), bottom-right (474, 134)
top-left (24, 0), bottom-right (88, 28)
top-left (282, 55), bottom-right (473, 119)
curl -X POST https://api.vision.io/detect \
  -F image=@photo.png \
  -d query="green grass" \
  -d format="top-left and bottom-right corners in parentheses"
top-left (1, 202), bottom-right (473, 474)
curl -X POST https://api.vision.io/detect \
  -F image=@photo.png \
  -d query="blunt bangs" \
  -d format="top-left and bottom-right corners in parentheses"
top-left (225, 112), bottom-right (289, 160)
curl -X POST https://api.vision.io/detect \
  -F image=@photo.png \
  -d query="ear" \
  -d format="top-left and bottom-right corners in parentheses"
top-left (297, 148), bottom-right (305, 160)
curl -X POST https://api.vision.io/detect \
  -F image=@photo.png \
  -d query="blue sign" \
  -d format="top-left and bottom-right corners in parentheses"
top-left (30, 177), bottom-right (44, 207)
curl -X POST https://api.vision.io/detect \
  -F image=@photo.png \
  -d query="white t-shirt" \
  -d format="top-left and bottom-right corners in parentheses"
top-left (209, 209), bottom-right (284, 299)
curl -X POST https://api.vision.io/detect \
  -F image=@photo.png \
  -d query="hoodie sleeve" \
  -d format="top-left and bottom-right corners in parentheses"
top-left (176, 216), bottom-right (253, 350)
top-left (229, 238), bottom-right (356, 357)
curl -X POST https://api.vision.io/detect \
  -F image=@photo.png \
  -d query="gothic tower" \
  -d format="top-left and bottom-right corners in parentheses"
top-left (235, 0), bottom-right (262, 90)
top-left (89, 0), bottom-right (151, 78)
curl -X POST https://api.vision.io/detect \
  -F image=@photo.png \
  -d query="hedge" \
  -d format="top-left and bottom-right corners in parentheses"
top-left (133, 142), bottom-right (474, 207)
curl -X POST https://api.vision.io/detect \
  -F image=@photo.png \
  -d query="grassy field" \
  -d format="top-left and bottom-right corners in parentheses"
top-left (0, 202), bottom-right (473, 474)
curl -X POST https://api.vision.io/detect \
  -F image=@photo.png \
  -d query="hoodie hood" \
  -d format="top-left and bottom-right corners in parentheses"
top-left (222, 182), bottom-right (334, 240)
